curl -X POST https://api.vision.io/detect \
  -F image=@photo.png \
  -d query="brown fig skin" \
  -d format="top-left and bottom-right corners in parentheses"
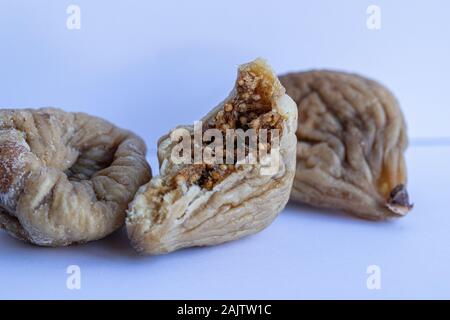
top-left (280, 70), bottom-right (412, 220)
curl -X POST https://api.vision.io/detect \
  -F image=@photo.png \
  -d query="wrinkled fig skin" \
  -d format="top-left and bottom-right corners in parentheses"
top-left (0, 108), bottom-right (151, 246)
top-left (127, 59), bottom-right (298, 254)
top-left (280, 71), bottom-right (412, 220)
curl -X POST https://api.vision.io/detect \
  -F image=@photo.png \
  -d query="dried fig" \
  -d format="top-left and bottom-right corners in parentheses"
top-left (280, 70), bottom-right (412, 220)
top-left (127, 59), bottom-right (298, 254)
top-left (0, 108), bottom-right (151, 246)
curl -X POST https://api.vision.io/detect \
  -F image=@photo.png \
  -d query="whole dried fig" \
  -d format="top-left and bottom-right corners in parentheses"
top-left (127, 59), bottom-right (298, 254)
top-left (0, 108), bottom-right (151, 246)
top-left (280, 71), bottom-right (412, 220)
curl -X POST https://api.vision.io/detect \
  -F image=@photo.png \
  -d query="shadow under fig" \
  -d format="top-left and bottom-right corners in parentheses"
top-left (284, 200), bottom-right (391, 225)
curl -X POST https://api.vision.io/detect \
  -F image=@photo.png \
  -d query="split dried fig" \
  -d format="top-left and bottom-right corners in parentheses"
top-left (0, 108), bottom-right (151, 246)
top-left (127, 59), bottom-right (298, 254)
top-left (280, 70), bottom-right (412, 220)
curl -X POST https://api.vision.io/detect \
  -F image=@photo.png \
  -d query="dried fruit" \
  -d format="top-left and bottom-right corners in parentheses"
top-left (280, 70), bottom-right (412, 220)
top-left (0, 108), bottom-right (151, 246)
top-left (126, 59), bottom-right (298, 254)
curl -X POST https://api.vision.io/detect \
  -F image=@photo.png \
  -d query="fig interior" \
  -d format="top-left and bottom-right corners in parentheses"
top-left (171, 62), bottom-right (285, 190)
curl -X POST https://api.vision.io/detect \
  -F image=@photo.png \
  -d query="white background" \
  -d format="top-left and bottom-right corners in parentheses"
top-left (0, 0), bottom-right (449, 299)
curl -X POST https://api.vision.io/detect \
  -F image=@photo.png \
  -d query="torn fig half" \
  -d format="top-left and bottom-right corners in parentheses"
top-left (280, 70), bottom-right (413, 220)
top-left (126, 58), bottom-right (298, 254)
top-left (0, 108), bottom-right (152, 246)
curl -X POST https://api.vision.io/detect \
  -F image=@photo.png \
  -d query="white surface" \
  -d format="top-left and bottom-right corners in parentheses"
top-left (1, 146), bottom-right (449, 299)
